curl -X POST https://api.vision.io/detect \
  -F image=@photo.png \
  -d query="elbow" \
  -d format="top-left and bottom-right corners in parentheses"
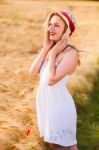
top-left (29, 68), bottom-right (33, 76)
top-left (29, 68), bottom-right (37, 78)
top-left (47, 77), bottom-right (56, 86)
top-left (29, 71), bottom-right (33, 79)
top-left (47, 81), bottom-right (54, 86)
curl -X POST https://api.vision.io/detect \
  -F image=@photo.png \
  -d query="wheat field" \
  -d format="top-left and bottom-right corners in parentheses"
top-left (0, 0), bottom-right (99, 150)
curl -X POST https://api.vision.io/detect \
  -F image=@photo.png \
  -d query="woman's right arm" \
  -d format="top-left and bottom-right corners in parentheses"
top-left (29, 28), bottom-right (54, 78)
top-left (29, 48), bottom-right (48, 78)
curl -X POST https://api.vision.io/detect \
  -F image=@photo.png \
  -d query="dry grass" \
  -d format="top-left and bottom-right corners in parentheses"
top-left (0, 0), bottom-right (99, 150)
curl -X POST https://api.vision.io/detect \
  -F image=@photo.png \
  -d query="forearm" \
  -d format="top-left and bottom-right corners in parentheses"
top-left (29, 48), bottom-right (48, 77)
top-left (47, 51), bottom-right (57, 84)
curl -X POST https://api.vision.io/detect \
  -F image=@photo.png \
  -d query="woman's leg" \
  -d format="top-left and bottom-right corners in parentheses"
top-left (51, 144), bottom-right (78, 150)
top-left (48, 143), bottom-right (69, 150)
top-left (68, 144), bottom-right (78, 150)
top-left (48, 143), bottom-right (78, 150)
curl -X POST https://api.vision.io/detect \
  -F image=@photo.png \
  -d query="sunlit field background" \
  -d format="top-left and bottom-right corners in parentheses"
top-left (0, 0), bottom-right (99, 150)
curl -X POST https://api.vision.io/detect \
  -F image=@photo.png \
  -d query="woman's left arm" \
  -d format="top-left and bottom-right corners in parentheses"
top-left (47, 49), bottom-right (79, 85)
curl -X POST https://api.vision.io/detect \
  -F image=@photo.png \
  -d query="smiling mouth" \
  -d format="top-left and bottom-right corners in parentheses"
top-left (50, 32), bottom-right (56, 36)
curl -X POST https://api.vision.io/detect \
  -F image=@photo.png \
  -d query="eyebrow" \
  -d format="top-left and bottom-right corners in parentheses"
top-left (49, 22), bottom-right (60, 25)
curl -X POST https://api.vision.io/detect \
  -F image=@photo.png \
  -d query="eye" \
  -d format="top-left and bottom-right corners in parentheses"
top-left (55, 24), bottom-right (59, 27)
top-left (48, 23), bottom-right (52, 26)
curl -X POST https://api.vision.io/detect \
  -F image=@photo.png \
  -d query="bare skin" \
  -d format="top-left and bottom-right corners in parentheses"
top-left (48, 143), bottom-right (78, 150)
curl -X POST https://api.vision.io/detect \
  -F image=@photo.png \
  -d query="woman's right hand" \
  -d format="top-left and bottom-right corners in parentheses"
top-left (51, 39), bottom-right (67, 56)
top-left (43, 31), bottom-right (54, 52)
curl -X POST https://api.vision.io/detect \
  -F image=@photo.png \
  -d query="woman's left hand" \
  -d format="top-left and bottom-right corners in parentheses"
top-left (51, 39), bottom-right (67, 56)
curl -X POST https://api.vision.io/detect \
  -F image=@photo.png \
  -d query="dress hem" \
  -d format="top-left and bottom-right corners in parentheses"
top-left (44, 138), bottom-right (77, 147)
top-left (40, 134), bottom-right (77, 147)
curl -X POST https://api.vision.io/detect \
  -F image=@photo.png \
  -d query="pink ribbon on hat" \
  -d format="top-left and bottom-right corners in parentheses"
top-left (60, 10), bottom-right (75, 36)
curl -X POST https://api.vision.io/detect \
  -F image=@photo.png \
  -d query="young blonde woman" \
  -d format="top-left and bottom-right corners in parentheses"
top-left (29, 10), bottom-right (80, 150)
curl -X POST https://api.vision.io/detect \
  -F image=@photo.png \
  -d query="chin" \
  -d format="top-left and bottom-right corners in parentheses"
top-left (49, 36), bottom-right (60, 42)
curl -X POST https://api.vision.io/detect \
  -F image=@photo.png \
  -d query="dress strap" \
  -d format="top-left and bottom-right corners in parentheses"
top-left (56, 46), bottom-right (72, 65)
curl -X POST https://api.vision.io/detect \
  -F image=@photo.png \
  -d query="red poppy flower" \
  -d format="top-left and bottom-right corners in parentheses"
top-left (25, 129), bottom-right (30, 136)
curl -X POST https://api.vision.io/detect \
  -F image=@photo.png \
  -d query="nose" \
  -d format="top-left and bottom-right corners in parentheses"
top-left (48, 24), bottom-right (55, 32)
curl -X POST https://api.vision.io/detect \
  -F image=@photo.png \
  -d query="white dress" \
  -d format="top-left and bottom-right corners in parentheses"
top-left (36, 58), bottom-right (77, 147)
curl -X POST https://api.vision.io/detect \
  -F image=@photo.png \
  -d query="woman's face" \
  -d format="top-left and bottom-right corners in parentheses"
top-left (48, 15), bottom-right (66, 42)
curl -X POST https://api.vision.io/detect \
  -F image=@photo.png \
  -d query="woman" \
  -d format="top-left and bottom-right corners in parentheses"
top-left (29, 9), bottom-right (80, 150)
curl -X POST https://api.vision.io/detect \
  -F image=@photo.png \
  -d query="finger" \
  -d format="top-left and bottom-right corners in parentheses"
top-left (60, 39), bottom-right (64, 42)
top-left (62, 38), bottom-right (67, 42)
top-left (62, 40), bottom-right (67, 45)
top-left (58, 39), bottom-right (64, 45)
top-left (59, 40), bottom-right (67, 46)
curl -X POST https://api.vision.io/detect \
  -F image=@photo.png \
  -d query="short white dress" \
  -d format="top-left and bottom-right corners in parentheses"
top-left (36, 58), bottom-right (77, 147)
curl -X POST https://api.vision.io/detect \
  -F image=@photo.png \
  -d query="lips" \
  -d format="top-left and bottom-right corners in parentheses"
top-left (50, 32), bottom-right (56, 36)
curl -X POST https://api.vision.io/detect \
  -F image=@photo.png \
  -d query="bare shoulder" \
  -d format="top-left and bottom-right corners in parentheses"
top-left (56, 46), bottom-right (79, 65)
top-left (63, 46), bottom-right (79, 60)
top-left (65, 47), bottom-right (79, 56)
